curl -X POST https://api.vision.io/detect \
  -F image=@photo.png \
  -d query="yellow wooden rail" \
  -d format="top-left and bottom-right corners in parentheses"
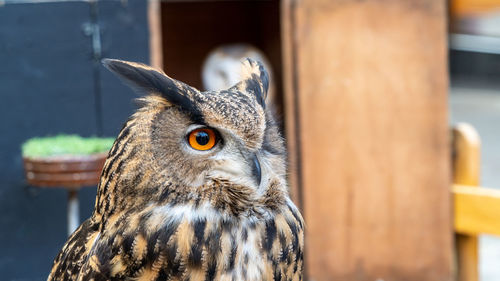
top-left (451, 123), bottom-right (500, 280)
top-left (452, 123), bottom-right (480, 281)
top-left (454, 184), bottom-right (500, 236)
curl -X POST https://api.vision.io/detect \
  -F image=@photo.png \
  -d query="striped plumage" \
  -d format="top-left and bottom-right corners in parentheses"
top-left (48, 58), bottom-right (304, 281)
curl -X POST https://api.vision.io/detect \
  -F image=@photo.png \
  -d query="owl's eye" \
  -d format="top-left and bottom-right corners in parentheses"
top-left (187, 128), bottom-right (218, 151)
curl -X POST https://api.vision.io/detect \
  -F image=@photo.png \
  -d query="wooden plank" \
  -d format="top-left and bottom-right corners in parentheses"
top-left (454, 185), bottom-right (500, 236)
top-left (284, 0), bottom-right (452, 280)
top-left (452, 123), bottom-right (480, 281)
top-left (281, 0), bottom-right (302, 206)
top-left (148, 0), bottom-right (163, 69)
top-left (450, 0), bottom-right (500, 16)
top-left (452, 123), bottom-right (480, 186)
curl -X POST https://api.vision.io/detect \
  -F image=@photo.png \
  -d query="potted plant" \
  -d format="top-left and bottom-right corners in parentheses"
top-left (22, 135), bottom-right (114, 188)
top-left (21, 135), bottom-right (114, 235)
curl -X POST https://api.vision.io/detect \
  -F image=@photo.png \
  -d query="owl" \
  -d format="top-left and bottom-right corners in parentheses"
top-left (202, 44), bottom-right (276, 107)
top-left (48, 58), bottom-right (304, 281)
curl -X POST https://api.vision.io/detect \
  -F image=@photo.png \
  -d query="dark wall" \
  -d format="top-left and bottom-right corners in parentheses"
top-left (0, 1), bottom-right (149, 280)
top-left (450, 50), bottom-right (500, 81)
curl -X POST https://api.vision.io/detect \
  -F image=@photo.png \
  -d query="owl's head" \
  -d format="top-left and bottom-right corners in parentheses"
top-left (99, 59), bottom-right (286, 215)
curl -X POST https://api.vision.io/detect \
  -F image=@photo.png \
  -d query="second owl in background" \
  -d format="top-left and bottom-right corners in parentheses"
top-left (202, 44), bottom-right (277, 108)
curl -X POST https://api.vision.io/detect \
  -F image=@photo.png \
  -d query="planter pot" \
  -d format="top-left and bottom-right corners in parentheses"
top-left (23, 153), bottom-right (107, 188)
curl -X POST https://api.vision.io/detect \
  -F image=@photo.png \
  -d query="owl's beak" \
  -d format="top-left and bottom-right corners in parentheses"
top-left (251, 154), bottom-right (261, 186)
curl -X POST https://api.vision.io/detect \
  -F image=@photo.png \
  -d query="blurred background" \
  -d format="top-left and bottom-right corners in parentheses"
top-left (0, 1), bottom-right (147, 279)
top-left (0, 0), bottom-right (499, 280)
top-left (449, 0), bottom-right (500, 280)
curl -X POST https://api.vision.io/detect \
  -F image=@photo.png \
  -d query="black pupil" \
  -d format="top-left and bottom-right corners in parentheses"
top-left (196, 131), bottom-right (210, 146)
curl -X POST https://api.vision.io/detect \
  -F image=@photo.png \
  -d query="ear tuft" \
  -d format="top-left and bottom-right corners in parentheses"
top-left (242, 58), bottom-right (270, 93)
top-left (101, 58), bottom-right (116, 70)
top-left (102, 58), bottom-right (204, 123)
top-left (235, 58), bottom-right (270, 108)
top-left (102, 58), bottom-right (170, 95)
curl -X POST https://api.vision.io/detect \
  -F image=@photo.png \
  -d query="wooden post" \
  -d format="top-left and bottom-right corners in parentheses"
top-left (454, 185), bottom-right (500, 236)
top-left (452, 123), bottom-right (480, 281)
top-left (148, 0), bottom-right (163, 69)
top-left (282, 0), bottom-right (452, 280)
top-left (281, 0), bottom-right (302, 207)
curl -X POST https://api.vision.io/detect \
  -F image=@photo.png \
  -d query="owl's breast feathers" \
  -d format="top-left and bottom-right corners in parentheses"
top-left (48, 197), bottom-right (304, 281)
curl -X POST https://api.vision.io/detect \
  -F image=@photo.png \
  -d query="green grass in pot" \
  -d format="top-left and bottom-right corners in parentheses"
top-left (22, 135), bottom-right (115, 158)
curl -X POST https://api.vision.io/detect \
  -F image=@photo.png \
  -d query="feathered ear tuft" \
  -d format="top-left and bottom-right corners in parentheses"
top-left (102, 58), bottom-right (184, 97)
top-left (231, 58), bottom-right (270, 108)
top-left (102, 59), bottom-right (204, 122)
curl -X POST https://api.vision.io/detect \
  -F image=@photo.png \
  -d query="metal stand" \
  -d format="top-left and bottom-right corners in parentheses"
top-left (67, 189), bottom-right (80, 236)
top-left (23, 153), bottom-right (106, 237)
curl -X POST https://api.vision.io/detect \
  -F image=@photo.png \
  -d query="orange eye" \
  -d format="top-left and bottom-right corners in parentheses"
top-left (188, 128), bottom-right (217, 151)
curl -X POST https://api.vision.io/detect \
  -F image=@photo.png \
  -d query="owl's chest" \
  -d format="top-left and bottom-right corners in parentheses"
top-left (218, 222), bottom-right (268, 281)
top-left (136, 203), bottom-right (303, 280)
